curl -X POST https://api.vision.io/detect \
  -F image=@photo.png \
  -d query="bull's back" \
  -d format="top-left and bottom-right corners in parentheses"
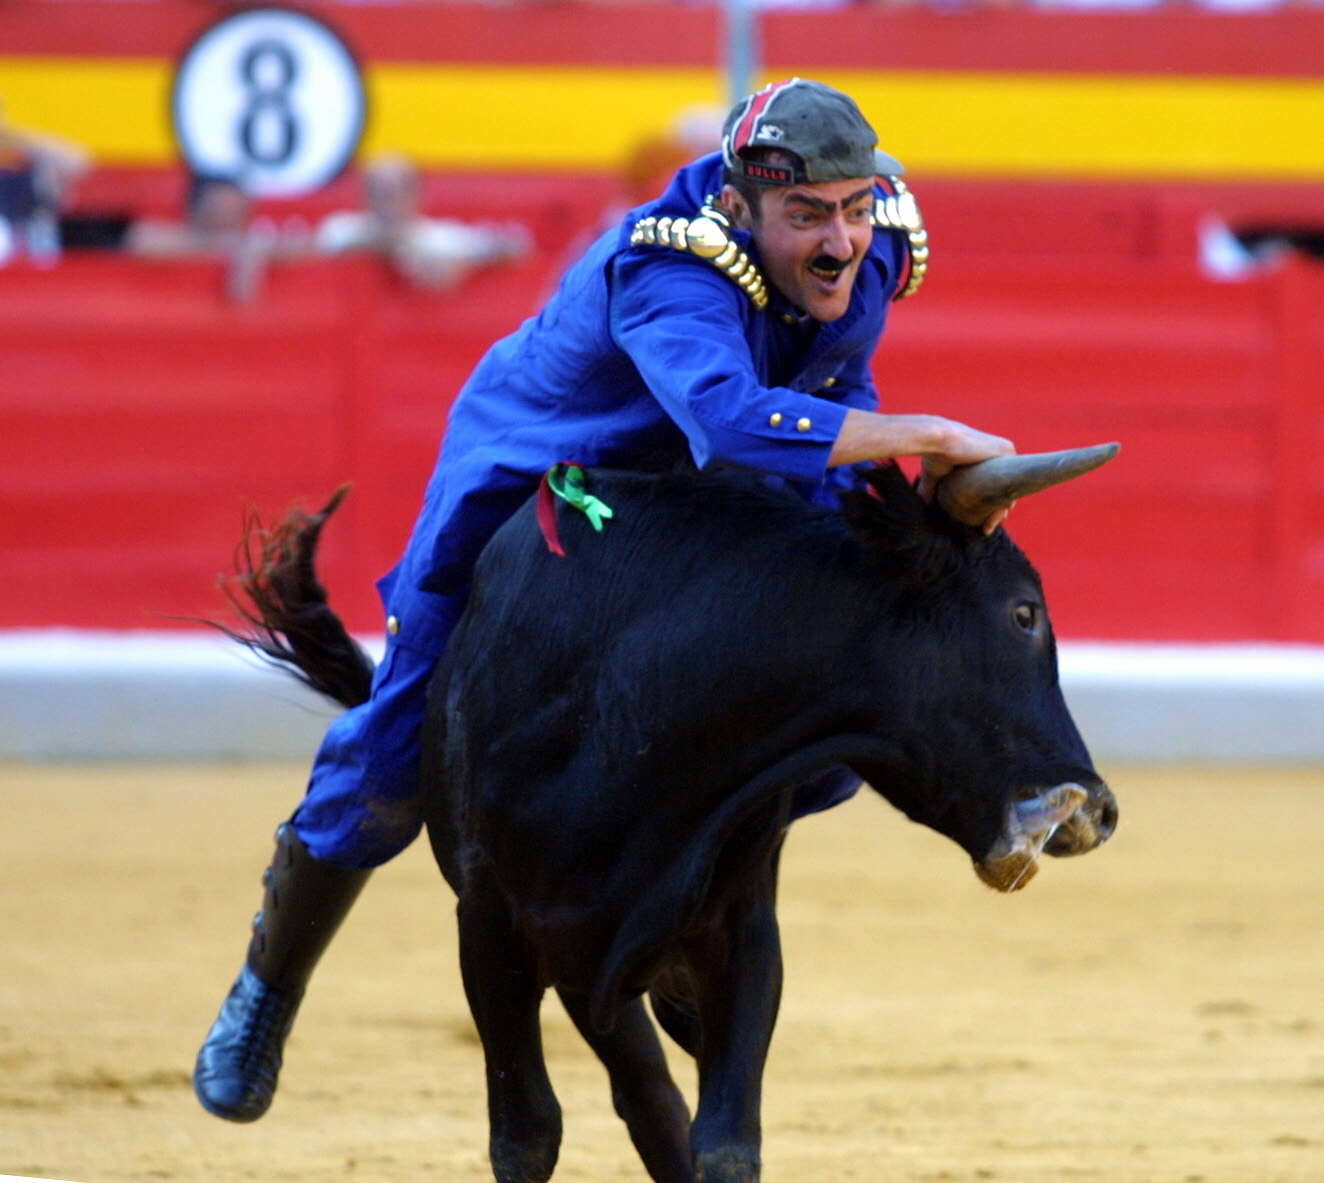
top-left (448, 469), bottom-right (854, 737)
top-left (437, 467), bottom-right (853, 863)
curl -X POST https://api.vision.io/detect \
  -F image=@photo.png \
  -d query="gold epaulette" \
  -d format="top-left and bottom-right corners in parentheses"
top-left (629, 203), bottom-right (768, 310)
top-left (871, 175), bottom-right (928, 301)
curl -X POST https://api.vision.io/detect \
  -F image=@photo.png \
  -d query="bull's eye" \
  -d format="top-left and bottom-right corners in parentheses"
top-left (1013, 602), bottom-right (1039, 633)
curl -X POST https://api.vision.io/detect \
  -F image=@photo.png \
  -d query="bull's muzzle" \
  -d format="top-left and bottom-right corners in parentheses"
top-left (975, 781), bottom-right (1118, 893)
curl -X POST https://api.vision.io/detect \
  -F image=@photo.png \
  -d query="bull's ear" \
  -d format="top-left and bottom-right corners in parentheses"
top-left (839, 464), bottom-right (960, 583)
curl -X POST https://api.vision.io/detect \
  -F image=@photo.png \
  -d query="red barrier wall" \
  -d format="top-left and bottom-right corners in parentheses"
top-left (880, 256), bottom-right (1324, 642)
top-left (2, 249), bottom-right (1321, 643)
top-left (8, 1), bottom-right (1324, 75)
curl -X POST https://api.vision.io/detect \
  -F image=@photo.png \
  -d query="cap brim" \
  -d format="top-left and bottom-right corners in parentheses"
top-left (873, 148), bottom-right (905, 177)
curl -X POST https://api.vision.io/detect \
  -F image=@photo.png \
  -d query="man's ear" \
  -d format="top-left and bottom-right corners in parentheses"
top-left (719, 183), bottom-right (753, 231)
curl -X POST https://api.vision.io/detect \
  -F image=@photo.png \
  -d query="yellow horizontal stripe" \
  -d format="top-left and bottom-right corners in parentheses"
top-left (0, 58), bottom-right (176, 162)
top-left (3, 57), bottom-right (1324, 179)
top-left (825, 68), bottom-right (1324, 179)
top-left (363, 65), bottom-right (724, 169)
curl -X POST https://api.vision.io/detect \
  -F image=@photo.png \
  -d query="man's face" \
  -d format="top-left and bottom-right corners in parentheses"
top-left (364, 166), bottom-right (420, 226)
top-left (193, 184), bottom-right (250, 236)
top-left (726, 176), bottom-right (875, 323)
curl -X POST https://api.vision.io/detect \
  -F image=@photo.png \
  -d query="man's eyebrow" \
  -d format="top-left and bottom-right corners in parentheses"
top-left (784, 187), bottom-right (875, 215)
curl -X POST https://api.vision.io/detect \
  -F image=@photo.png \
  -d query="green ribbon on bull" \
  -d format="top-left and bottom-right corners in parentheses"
top-left (548, 463), bottom-right (614, 532)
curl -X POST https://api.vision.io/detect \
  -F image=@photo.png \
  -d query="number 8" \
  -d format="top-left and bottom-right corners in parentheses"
top-left (237, 39), bottom-right (301, 168)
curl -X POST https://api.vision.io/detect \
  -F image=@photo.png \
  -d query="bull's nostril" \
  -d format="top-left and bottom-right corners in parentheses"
top-left (1096, 798), bottom-right (1119, 841)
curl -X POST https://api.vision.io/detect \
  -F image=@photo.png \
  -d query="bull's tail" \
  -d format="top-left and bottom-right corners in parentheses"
top-left (214, 486), bottom-right (375, 710)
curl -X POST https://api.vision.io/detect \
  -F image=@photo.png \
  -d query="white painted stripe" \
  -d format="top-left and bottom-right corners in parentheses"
top-left (0, 628), bottom-right (385, 672)
top-left (1060, 642), bottom-right (1324, 687)
top-left (1, 630), bottom-right (1317, 684)
top-left (2, 630), bottom-right (1322, 762)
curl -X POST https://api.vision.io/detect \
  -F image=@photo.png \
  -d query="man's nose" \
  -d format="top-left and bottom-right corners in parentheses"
top-left (821, 215), bottom-right (853, 259)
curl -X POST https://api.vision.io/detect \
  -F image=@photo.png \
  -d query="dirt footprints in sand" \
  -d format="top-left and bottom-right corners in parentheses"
top-left (58, 1065), bottom-right (189, 1093)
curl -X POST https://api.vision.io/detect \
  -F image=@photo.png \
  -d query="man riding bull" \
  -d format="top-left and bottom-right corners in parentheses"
top-left (194, 77), bottom-right (1017, 1122)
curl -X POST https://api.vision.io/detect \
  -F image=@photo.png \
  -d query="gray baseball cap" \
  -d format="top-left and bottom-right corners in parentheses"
top-left (722, 78), bottom-right (904, 185)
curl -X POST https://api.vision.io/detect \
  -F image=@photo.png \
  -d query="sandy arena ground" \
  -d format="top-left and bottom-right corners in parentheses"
top-left (2, 761), bottom-right (1322, 1182)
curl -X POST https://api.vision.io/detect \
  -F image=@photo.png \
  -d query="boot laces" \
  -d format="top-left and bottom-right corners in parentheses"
top-left (233, 979), bottom-right (299, 1074)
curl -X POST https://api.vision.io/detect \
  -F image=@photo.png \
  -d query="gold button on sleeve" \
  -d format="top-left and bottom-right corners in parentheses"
top-left (769, 412), bottom-right (783, 427)
top-left (823, 376), bottom-right (837, 388)
top-left (796, 417), bottom-right (812, 433)
top-left (386, 615), bottom-right (400, 636)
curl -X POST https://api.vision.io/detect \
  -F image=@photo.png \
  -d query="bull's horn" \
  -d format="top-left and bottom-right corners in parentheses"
top-left (937, 442), bottom-right (1121, 527)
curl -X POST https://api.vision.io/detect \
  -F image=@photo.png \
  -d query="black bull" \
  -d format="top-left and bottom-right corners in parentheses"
top-left (222, 461), bottom-right (1118, 1183)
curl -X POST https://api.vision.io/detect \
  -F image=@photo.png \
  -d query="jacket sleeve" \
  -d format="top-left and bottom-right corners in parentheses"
top-left (813, 329), bottom-right (890, 504)
top-left (608, 249), bottom-right (855, 484)
top-left (833, 345), bottom-right (882, 414)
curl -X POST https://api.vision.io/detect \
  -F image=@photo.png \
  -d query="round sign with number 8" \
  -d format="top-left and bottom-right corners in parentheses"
top-left (172, 8), bottom-right (366, 199)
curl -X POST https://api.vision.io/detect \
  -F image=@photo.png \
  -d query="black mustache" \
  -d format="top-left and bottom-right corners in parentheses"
top-left (808, 255), bottom-right (850, 274)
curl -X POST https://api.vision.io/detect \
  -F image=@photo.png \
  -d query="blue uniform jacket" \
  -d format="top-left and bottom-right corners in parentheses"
top-left (380, 152), bottom-right (911, 658)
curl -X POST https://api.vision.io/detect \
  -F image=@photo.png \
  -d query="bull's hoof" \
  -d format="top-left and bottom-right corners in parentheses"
top-left (694, 1147), bottom-right (760, 1182)
top-left (490, 1109), bottom-right (561, 1183)
top-left (490, 1138), bottom-right (559, 1183)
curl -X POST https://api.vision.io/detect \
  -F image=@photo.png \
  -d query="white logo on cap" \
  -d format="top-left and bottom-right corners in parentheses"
top-left (755, 125), bottom-right (785, 143)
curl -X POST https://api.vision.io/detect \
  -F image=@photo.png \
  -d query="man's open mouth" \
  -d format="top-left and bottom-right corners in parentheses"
top-left (807, 256), bottom-right (850, 285)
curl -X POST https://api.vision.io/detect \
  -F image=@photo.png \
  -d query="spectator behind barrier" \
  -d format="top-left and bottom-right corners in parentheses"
top-left (0, 99), bottom-right (90, 266)
top-left (315, 154), bottom-right (530, 291)
top-left (123, 173), bottom-right (309, 304)
top-left (619, 103), bottom-right (724, 214)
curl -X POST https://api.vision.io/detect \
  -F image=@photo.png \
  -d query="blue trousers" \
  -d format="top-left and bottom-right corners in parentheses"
top-left (290, 634), bottom-right (446, 868)
top-left (290, 454), bottom-right (537, 867)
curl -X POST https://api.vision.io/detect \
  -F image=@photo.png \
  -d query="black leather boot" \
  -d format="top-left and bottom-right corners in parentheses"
top-left (193, 822), bottom-right (370, 1122)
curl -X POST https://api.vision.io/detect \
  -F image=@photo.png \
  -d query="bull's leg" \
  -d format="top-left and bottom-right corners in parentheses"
top-left (686, 854), bottom-right (784, 1183)
top-left (457, 878), bottom-right (561, 1183)
top-left (557, 988), bottom-right (692, 1183)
